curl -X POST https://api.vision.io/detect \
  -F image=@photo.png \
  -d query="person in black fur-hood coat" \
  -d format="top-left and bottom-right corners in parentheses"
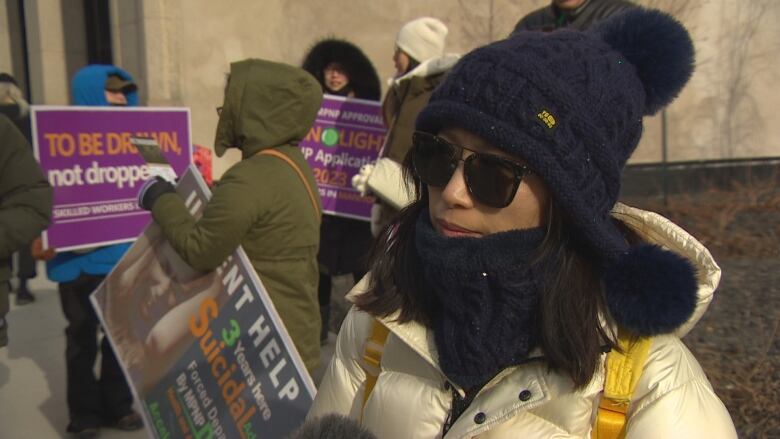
top-left (302, 38), bottom-right (381, 344)
top-left (303, 39), bottom-right (381, 100)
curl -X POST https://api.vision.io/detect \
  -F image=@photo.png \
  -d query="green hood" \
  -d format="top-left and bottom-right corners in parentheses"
top-left (214, 59), bottom-right (323, 158)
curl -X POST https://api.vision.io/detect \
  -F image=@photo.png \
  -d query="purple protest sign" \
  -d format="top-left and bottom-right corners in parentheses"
top-left (299, 95), bottom-right (385, 221)
top-left (31, 106), bottom-right (192, 251)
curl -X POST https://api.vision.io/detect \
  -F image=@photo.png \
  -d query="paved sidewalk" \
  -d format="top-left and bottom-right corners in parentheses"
top-left (0, 271), bottom-right (147, 439)
top-left (0, 266), bottom-right (341, 438)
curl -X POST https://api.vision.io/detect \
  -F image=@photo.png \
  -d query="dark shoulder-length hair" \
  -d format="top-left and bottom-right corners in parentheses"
top-left (355, 148), bottom-right (634, 388)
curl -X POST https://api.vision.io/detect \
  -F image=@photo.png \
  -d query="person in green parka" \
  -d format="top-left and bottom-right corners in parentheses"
top-left (0, 115), bottom-right (52, 347)
top-left (138, 59), bottom-right (324, 373)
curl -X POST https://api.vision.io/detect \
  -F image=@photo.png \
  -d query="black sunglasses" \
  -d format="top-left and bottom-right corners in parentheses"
top-left (411, 131), bottom-right (533, 208)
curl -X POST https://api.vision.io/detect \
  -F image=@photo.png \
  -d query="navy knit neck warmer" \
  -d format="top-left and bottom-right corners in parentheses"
top-left (414, 213), bottom-right (546, 390)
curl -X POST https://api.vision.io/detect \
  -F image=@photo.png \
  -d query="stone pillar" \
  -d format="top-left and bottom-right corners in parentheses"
top-left (23, 0), bottom-right (69, 104)
top-left (0, 1), bottom-right (31, 95)
top-left (109, 0), bottom-right (182, 106)
top-left (22, 0), bottom-right (88, 104)
top-left (0, 1), bottom-right (14, 74)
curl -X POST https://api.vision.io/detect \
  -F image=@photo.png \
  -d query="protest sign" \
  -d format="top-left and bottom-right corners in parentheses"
top-left (300, 95), bottom-right (385, 221)
top-left (31, 106), bottom-right (192, 251)
top-left (91, 165), bottom-right (316, 439)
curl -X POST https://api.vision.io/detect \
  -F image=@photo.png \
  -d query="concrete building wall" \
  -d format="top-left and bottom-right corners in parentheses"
top-left (22, 0), bottom-right (88, 104)
top-left (111, 0), bottom-right (556, 175)
top-left (4, 0), bottom-right (779, 177)
top-left (115, 0), bottom-right (780, 177)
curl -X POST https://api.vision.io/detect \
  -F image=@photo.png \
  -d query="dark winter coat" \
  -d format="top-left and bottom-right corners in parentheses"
top-left (302, 39), bottom-right (381, 276)
top-left (0, 105), bottom-right (31, 142)
top-left (0, 115), bottom-right (52, 337)
top-left (512, 0), bottom-right (636, 33)
top-left (151, 59), bottom-right (324, 372)
top-left (0, 115), bottom-right (52, 281)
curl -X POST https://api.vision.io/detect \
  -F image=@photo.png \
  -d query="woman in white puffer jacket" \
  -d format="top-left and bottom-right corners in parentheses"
top-left (309, 8), bottom-right (737, 438)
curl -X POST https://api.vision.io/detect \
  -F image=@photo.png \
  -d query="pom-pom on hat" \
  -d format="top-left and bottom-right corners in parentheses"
top-left (416, 8), bottom-right (697, 337)
top-left (396, 17), bottom-right (448, 63)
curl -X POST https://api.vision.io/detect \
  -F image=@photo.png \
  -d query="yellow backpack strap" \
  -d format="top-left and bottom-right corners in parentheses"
top-left (362, 319), bottom-right (390, 411)
top-left (592, 333), bottom-right (653, 439)
top-left (257, 149), bottom-right (321, 219)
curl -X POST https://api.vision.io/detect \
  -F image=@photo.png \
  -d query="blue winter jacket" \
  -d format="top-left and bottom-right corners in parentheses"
top-left (46, 65), bottom-right (137, 282)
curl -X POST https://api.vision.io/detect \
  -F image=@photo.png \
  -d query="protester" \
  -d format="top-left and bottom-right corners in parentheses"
top-left (0, 115), bottom-right (52, 347)
top-left (384, 17), bottom-right (455, 161)
top-left (138, 58), bottom-right (324, 374)
top-left (302, 39), bottom-right (381, 344)
top-left (43, 64), bottom-right (143, 438)
top-left (356, 17), bottom-right (459, 236)
top-left (0, 73), bottom-right (39, 305)
top-left (512, 0), bottom-right (635, 33)
top-left (309, 9), bottom-right (737, 437)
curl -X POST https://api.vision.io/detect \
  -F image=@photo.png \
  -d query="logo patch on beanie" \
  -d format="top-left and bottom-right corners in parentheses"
top-left (536, 110), bottom-right (557, 130)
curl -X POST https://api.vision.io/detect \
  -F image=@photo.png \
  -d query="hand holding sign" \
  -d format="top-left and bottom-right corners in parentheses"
top-left (131, 137), bottom-right (178, 182)
top-left (31, 106), bottom-right (192, 251)
top-left (137, 177), bottom-right (175, 210)
top-left (132, 137), bottom-right (177, 210)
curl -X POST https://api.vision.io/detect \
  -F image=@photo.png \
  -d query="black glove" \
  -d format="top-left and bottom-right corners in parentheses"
top-left (137, 176), bottom-right (176, 210)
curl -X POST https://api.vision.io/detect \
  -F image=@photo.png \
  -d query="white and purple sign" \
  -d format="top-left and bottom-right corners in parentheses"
top-left (300, 95), bottom-right (385, 221)
top-left (31, 106), bottom-right (192, 251)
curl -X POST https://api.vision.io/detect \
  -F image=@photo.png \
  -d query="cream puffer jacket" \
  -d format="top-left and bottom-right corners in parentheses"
top-left (309, 204), bottom-right (737, 438)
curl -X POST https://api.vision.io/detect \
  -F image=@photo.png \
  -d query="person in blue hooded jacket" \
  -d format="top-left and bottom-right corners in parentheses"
top-left (44, 64), bottom-right (143, 438)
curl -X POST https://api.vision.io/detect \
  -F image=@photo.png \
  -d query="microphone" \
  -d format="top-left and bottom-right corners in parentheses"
top-left (290, 414), bottom-right (378, 439)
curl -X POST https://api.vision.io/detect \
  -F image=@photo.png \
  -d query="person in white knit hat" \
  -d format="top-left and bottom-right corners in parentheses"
top-left (353, 17), bottom-right (459, 237)
top-left (393, 17), bottom-right (449, 77)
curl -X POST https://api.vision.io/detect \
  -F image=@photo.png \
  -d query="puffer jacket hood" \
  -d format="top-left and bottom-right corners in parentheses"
top-left (302, 39), bottom-right (381, 101)
top-left (72, 64), bottom-right (138, 106)
top-left (214, 59), bottom-right (323, 158)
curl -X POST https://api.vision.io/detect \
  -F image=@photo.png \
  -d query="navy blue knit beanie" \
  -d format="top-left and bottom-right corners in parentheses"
top-left (416, 8), bottom-right (698, 337)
